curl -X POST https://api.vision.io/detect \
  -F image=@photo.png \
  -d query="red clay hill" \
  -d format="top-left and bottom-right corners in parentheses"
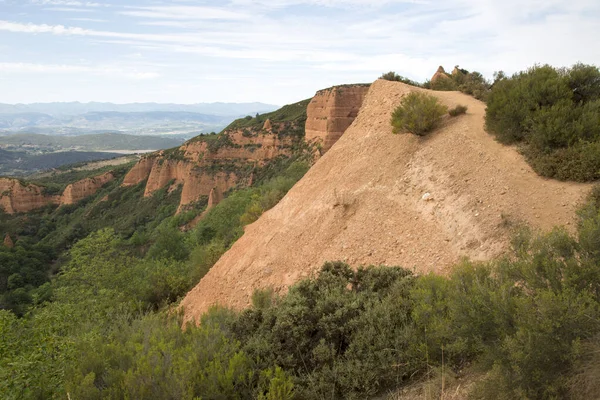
top-left (181, 79), bottom-right (591, 324)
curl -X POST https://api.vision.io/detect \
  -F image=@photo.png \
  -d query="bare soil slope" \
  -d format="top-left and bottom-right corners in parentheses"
top-left (182, 80), bottom-right (591, 324)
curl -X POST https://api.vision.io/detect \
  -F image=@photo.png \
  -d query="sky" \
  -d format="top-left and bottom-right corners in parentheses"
top-left (0, 0), bottom-right (599, 105)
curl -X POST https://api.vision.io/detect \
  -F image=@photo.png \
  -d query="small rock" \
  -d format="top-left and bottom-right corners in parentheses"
top-left (422, 192), bottom-right (433, 201)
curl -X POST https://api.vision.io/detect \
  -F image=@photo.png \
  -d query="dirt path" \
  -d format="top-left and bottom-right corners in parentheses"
top-left (181, 80), bottom-right (591, 324)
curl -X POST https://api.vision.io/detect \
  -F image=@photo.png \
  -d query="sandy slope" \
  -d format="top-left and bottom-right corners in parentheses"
top-left (181, 80), bottom-right (591, 324)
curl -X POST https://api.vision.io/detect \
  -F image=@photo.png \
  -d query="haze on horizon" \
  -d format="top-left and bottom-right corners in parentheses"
top-left (0, 0), bottom-right (599, 106)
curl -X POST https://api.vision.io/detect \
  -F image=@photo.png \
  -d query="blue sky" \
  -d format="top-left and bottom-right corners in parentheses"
top-left (0, 0), bottom-right (599, 105)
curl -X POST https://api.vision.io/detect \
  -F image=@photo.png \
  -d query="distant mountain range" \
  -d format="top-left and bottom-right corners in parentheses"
top-left (0, 101), bottom-right (279, 137)
top-left (0, 102), bottom-right (278, 117)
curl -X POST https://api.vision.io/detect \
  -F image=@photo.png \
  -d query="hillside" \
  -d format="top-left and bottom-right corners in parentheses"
top-left (181, 79), bottom-right (591, 322)
top-left (119, 98), bottom-right (312, 214)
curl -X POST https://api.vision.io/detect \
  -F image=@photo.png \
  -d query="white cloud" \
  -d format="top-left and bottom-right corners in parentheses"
top-left (32, 0), bottom-right (106, 6)
top-left (0, 62), bottom-right (160, 79)
top-left (2, 0), bottom-right (600, 103)
top-left (119, 6), bottom-right (251, 21)
top-left (43, 7), bottom-right (94, 12)
top-left (69, 17), bottom-right (108, 22)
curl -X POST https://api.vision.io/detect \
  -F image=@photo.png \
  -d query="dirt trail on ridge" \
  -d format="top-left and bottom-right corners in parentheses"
top-left (181, 80), bottom-right (591, 324)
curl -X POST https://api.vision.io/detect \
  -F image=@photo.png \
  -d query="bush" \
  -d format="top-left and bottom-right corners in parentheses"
top-left (485, 63), bottom-right (600, 181)
top-left (448, 104), bottom-right (468, 117)
top-left (380, 71), bottom-right (421, 87)
top-left (391, 92), bottom-right (448, 136)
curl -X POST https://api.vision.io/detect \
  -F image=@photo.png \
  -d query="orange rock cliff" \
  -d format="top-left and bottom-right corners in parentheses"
top-left (0, 172), bottom-right (115, 214)
top-left (60, 172), bottom-right (114, 205)
top-left (305, 85), bottom-right (370, 155)
top-left (1, 85), bottom-right (366, 216)
top-left (121, 125), bottom-right (296, 213)
top-left (0, 178), bottom-right (59, 214)
top-left (122, 87), bottom-right (364, 213)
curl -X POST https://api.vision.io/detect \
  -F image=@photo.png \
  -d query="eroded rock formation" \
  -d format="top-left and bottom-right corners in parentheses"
top-left (123, 122), bottom-right (300, 213)
top-left (431, 66), bottom-right (452, 85)
top-left (305, 85), bottom-right (370, 155)
top-left (0, 178), bottom-right (58, 214)
top-left (60, 172), bottom-right (114, 205)
top-left (122, 157), bottom-right (155, 186)
top-left (207, 187), bottom-right (223, 210)
top-left (0, 171), bottom-right (117, 214)
top-left (3, 233), bottom-right (14, 248)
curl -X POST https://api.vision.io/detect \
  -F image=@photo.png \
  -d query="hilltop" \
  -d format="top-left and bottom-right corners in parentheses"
top-left (181, 79), bottom-right (591, 322)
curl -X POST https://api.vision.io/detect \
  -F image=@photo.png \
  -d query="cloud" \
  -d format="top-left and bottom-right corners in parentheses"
top-left (119, 6), bottom-right (251, 21)
top-left (69, 17), bottom-right (108, 22)
top-left (0, 62), bottom-right (160, 79)
top-left (44, 7), bottom-right (95, 12)
top-left (2, 0), bottom-right (600, 104)
top-left (31, 0), bottom-right (106, 6)
top-left (0, 20), bottom-right (94, 35)
top-left (228, 0), bottom-right (426, 8)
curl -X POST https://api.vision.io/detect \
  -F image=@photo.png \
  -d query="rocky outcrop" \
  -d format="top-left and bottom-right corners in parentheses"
top-left (139, 158), bottom-right (238, 212)
top-left (144, 160), bottom-right (181, 197)
top-left (3, 233), bottom-right (14, 248)
top-left (263, 119), bottom-right (272, 131)
top-left (207, 187), bottom-right (223, 210)
top-left (431, 66), bottom-right (452, 85)
top-left (305, 85), bottom-right (369, 155)
top-left (122, 157), bottom-right (155, 186)
top-left (0, 172), bottom-right (117, 214)
top-left (0, 178), bottom-right (59, 214)
top-left (124, 121), bottom-right (300, 213)
top-left (179, 171), bottom-right (237, 212)
top-left (60, 172), bottom-right (114, 205)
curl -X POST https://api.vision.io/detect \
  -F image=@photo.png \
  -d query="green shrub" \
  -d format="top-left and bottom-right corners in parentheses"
top-left (426, 66), bottom-right (491, 100)
top-left (448, 104), bottom-right (468, 117)
top-left (430, 77), bottom-right (457, 91)
top-left (391, 92), bottom-right (448, 136)
top-left (380, 71), bottom-right (421, 86)
top-left (485, 63), bottom-right (600, 181)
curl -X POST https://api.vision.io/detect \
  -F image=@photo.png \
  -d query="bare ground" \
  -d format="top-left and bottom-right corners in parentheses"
top-left (181, 80), bottom-right (591, 324)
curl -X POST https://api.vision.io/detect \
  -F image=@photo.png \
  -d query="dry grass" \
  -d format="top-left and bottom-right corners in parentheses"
top-left (386, 368), bottom-right (480, 400)
top-left (568, 334), bottom-right (600, 400)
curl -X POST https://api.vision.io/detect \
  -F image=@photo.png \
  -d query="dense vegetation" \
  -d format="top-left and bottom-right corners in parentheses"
top-left (486, 63), bottom-right (600, 181)
top-left (391, 92), bottom-right (448, 136)
top-left (3, 185), bottom-right (600, 399)
top-left (0, 156), bottom-right (311, 399)
top-left (0, 164), bottom-right (184, 315)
